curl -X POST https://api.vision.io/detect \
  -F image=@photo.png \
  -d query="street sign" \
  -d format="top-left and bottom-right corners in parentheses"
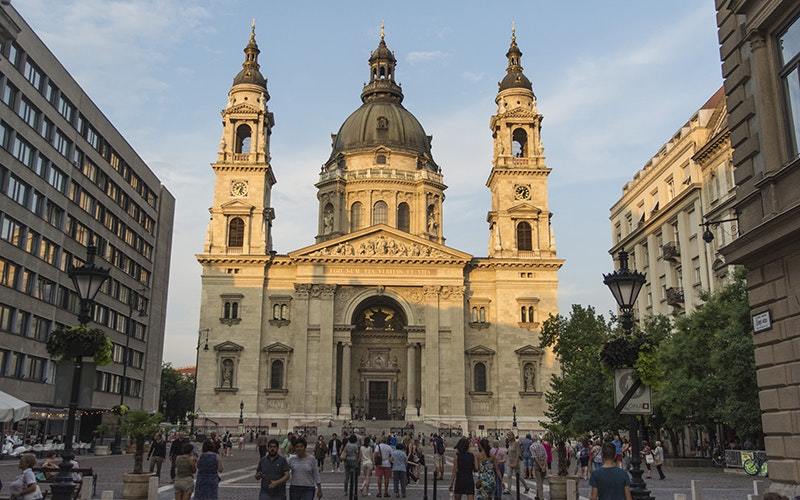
top-left (614, 368), bottom-right (652, 415)
top-left (752, 310), bottom-right (772, 333)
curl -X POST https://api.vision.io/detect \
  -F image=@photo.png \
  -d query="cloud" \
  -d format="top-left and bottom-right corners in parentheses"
top-left (406, 51), bottom-right (450, 65)
top-left (461, 71), bottom-right (485, 83)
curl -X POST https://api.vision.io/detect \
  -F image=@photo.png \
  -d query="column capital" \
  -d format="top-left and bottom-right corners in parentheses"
top-left (294, 283), bottom-right (312, 299)
top-left (311, 284), bottom-right (337, 299)
top-left (422, 285), bottom-right (441, 298)
top-left (341, 341), bottom-right (352, 348)
top-left (748, 29), bottom-right (766, 51)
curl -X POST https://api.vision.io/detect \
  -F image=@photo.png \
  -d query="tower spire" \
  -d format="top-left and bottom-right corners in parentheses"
top-left (380, 19), bottom-right (385, 41)
top-left (233, 20), bottom-right (267, 88)
top-left (361, 23), bottom-right (403, 103)
top-left (498, 24), bottom-right (532, 92)
top-left (511, 20), bottom-right (516, 43)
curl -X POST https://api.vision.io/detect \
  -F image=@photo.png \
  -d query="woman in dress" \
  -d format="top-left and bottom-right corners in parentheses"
top-left (173, 443), bottom-right (196, 500)
top-left (288, 437), bottom-right (322, 500)
top-left (475, 439), bottom-right (497, 500)
top-left (360, 437), bottom-right (374, 496)
top-left (449, 437), bottom-right (476, 500)
top-left (195, 439), bottom-right (224, 500)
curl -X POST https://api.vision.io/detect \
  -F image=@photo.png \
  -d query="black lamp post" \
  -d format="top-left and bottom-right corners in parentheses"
top-left (239, 400), bottom-right (244, 425)
top-left (189, 329), bottom-right (209, 439)
top-left (112, 289), bottom-right (147, 455)
top-left (52, 245), bottom-right (109, 500)
top-left (604, 250), bottom-right (652, 500)
top-left (512, 404), bottom-right (517, 429)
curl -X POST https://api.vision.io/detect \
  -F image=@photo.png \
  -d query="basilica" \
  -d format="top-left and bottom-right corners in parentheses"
top-left (194, 24), bottom-right (564, 435)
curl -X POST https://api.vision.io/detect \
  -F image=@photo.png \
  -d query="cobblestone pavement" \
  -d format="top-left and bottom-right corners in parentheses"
top-left (0, 446), bottom-right (771, 500)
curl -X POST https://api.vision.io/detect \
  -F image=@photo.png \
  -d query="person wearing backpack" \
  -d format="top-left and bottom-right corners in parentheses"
top-left (591, 440), bottom-right (603, 473)
top-left (432, 434), bottom-right (446, 480)
top-left (579, 440), bottom-right (590, 480)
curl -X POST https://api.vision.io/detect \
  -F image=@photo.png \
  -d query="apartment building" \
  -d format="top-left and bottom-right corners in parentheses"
top-left (609, 88), bottom-right (736, 318)
top-left (0, 4), bottom-right (174, 437)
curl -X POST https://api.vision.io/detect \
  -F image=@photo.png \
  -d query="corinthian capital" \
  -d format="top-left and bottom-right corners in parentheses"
top-left (422, 285), bottom-right (441, 298)
top-left (294, 283), bottom-right (312, 298)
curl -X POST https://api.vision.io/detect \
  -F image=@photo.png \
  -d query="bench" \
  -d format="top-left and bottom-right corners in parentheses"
top-left (31, 467), bottom-right (97, 499)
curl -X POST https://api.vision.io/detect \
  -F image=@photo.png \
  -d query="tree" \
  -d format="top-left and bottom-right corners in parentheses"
top-left (121, 410), bottom-right (162, 474)
top-left (160, 363), bottom-right (195, 424)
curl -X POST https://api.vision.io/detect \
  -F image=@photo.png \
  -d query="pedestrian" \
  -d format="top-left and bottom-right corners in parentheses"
top-left (239, 433), bottom-right (246, 451)
top-left (449, 437), bottom-right (476, 500)
top-left (195, 439), bottom-right (223, 500)
top-left (223, 432), bottom-right (233, 457)
top-left (258, 431), bottom-right (269, 459)
top-left (611, 435), bottom-right (623, 467)
top-left (529, 436), bottom-right (548, 500)
top-left (589, 442), bottom-right (632, 500)
top-left (541, 438), bottom-right (553, 472)
top-left (519, 433), bottom-right (533, 479)
top-left (360, 436), bottom-right (374, 496)
top-left (328, 433), bottom-right (342, 472)
top-left (169, 432), bottom-right (188, 481)
top-left (281, 432), bottom-right (295, 457)
top-left (343, 434), bottom-right (361, 496)
top-left (407, 440), bottom-right (425, 483)
top-left (475, 439), bottom-right (497, 500)
top-left (8, 454), bottom-right (42, 500)
top-left (288, 437), bottom-right (322, 500)
top-left (490, 439), bottom-right (506, 499)
top-left (579, 440), bottom-right (590, 480)
top-left (591, 440), bottom-right (603, 474)
top-left (641, 441), bottom-right (653, 479)
top-left (256, 438), bottom-right (290, 500)
top-left (653, 441), bottom-right (666, 480)
top-left (374, 436), bottom-right (393, 498)
top-left (621, 437), bottom-right (631, 471)
top-left (148, 433), bottom-right (167, 478)
top-left (390, 443), bottom-right (408, 498)
top-left (173, 443), bottom-right (197, 500)
top-left (315, 436), bottom-right (328, 471)
top-left (504, 433), bottom-right (528, 494)
top-left (432, 433), bottom-right (446, 480)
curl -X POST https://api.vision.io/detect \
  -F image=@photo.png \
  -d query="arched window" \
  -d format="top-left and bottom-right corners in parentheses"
top-left (517, 221), bottom-right (532, 251)
top-left (235, 124), bottom-right (252, 154)
top-left (231, 302), bottom-right (239, 319)
top-left (527, 306), bottom-right (535, 323)
top-left (397, 202), bottom-right (410, 232)
top-left (228, 218), bottom-right (244, 247)
top-left (472, 307), bottom-right (478, 323)
top-left (474, 362), bottom-right (487, 392)
top-left (273, 304), bottom-right (280, 320)
top-left (479, 307), bottom-right (486, 323)
top-left (350, 202), bottom-right (363, 232)
top-left (520, 306), bottom-right (527, 323)
top-left (372, 200), bottom-right (388, 225)
top-left (224, 302), bottom-right (231, 319)
top-left (281, 304), bottom-right (288, 320)
top-left (270, 359), bottom-right (284, 390)
top-left (512, 128), bottom-right (527, 157)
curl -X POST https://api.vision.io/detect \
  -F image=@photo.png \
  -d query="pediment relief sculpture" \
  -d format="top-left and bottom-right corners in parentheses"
top-left (309, 235), bottom-right (451, 259)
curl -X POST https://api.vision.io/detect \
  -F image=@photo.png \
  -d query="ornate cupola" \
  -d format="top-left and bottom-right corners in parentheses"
top-left (499, 23), bottom-right (533, 92)
top-left (233, 20), bottom-right (268, 90)
top-left (361, 22), bottom-right (403, 104)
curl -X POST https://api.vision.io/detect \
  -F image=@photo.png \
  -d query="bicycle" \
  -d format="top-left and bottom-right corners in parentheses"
top-left (742, 453), bottom-right (768, 477)
top-left (711, 450), bottom-right (726, 467)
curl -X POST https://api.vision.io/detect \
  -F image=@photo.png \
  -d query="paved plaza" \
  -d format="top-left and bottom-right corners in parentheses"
top-left (0, 444), bottom-right (770, 500)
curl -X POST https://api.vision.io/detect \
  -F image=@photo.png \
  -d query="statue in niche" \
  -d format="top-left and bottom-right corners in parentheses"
top-left (322, 206), bottom-right (334, 234)
top-left (390, 356), bottom-right (398, 369)
top-left (523, 363), bottom-right (535, 392)
top-left (426, 206), bottom-right (439, 234)
top-left (221, 359), bottom-right (234, 388)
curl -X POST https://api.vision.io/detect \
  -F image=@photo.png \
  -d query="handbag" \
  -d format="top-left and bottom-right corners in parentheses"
top-left (645, 453), bottom-right (654, 464)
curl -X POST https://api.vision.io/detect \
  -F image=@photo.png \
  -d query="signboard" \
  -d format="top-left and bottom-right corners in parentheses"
top-left (614, 368), bottom-right (652, 415)
top-left (752, 310), bottom-right (772, 333)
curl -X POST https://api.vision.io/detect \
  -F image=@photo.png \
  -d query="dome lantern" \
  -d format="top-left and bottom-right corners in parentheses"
top-left (498, 22), bottom-right (533, 92)
top-left (233, 19), bottom-right (267, 89)
top-left (361, 21), bottom-right (404, 104)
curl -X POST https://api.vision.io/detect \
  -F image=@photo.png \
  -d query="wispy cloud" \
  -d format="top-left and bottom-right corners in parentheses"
top-left (461, 71), bottom-right (485, 83)
top-left (406, 50), bottom-right (450, 65)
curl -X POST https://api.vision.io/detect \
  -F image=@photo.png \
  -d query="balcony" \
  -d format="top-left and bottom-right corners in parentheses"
top-left (665, 287), bottom-right (685, 307)
top-left (662, 241), bottom-right (680, 261)
top-left (233, 153), bottom-right (251, 162)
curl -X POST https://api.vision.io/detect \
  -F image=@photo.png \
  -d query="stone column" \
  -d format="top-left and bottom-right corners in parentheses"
top-left (405, 343), bottom-right (417, 419)
top-left (422, 286), bottom-right (440, 417)
top-left (340, 342), bottom-right (352, 418)
top-left (317, 285), bottom-right (336, 416)
top-left (290, 284), bottom-right (311, 416)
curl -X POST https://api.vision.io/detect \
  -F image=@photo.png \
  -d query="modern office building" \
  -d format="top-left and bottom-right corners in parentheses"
top-left (714, 1), bottom-right (800, 495)
top-left (0, 4), bottom-right (174, 438)
top-left (609, 88), bottom-right (736, 317)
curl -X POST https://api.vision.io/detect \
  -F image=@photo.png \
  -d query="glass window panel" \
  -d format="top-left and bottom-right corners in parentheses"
top-left (780, 16), bottom-right (800, 66)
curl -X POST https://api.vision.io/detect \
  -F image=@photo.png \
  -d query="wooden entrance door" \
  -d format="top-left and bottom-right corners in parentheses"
top-left (368, 380), bottom-right (389, 420)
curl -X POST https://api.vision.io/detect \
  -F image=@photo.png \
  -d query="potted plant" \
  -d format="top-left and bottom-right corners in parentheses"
top-left (120, 410), bottom-right (162, 500)
top-left (543, 422), bottom-right (579, 500)
top-left (46, 325), bottom-right (112, 363)
top-left (93, 423), bottom-right (111, 455)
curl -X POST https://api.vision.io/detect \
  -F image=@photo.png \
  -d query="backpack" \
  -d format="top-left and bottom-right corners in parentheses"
top-left (579, 447), bottom-right (589, 459)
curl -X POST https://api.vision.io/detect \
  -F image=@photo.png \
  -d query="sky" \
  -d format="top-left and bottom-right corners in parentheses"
top-left (17, 1), bottom-right (724, 367)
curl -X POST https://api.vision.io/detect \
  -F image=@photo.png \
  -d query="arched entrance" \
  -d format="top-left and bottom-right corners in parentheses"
top-left (346, 296), bottom-right (409, 420)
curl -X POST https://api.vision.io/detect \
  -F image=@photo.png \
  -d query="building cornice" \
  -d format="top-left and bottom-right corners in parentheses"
top-left (468, 258), bottom-right (564, 270)
top-left (692, 129), bottom-right (731, 166)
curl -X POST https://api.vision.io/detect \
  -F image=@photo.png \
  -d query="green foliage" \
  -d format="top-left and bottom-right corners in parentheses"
top-left (46, 325), bottom-right (112, 365)
top-left (160, 363), bottom-right (195, 424)
top-left (121, 410), bottom-right (162, 474)
top-left (651, 270), bottom-right (761, 439)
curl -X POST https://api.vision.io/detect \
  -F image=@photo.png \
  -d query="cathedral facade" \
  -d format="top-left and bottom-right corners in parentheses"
top-left (194, 25), bottom-right (564, 434)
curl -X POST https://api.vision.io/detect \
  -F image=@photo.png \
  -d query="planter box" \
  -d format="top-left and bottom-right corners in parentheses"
top-left (94, 445), bottom-right (111, 456)
top-left (122, 473), bottom-right (152, 500)
top-left (547, 475), bottom-right (579, 500)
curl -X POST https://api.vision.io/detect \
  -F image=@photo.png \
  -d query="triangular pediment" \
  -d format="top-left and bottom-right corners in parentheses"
top-left (227, 102), bottom-right (261, 115)
top-left (465, 345), bottom-right (496, 356)
top-left (515, 345), bottom-right (544, 356)
top-left (263, 342), bottom-right (293, 353)
top-left (214, 341), bottom-right (244, 352)
top-left (220, 199), bottom-right (255, 214)
top-left (508, 202), bottom-right (543, 214)
top-left (289, 225), bottom-right (472, 262)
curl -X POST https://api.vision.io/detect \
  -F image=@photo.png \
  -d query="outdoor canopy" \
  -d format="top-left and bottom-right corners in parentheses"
top-left (0, 390), bottom-right (30, 422)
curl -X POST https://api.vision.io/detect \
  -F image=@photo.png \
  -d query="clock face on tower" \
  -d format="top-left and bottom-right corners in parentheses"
top-left (514, 184), bottom-right (531, 200)
top-left (230, 180), bottom-right (248, 197)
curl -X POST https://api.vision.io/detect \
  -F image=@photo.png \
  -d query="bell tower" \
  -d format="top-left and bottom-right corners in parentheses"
top-left (204, 21), bottom-right (276, 256)
top-left (486, 26), bottom-right (556, 259)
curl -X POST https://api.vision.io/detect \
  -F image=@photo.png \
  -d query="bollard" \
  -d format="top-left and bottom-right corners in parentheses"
top-left (423, 465), bottom-right (428, 500)
top-left (753, 480), bottom-right (763, 495)
top-left (690, 479), bottom-right (702, 500)
top-left (147, 475), bottom-right (159, 500)
top-left (101, 492), bottom-right (114, 500)
top-left (516, 471), bottom-right (521, 500)
top-left (433, 466), bottom-right (438, 500)
top-left (674, 494), bottom-right (687, 500)
top-left (566, 478), bottom-right (577, 500)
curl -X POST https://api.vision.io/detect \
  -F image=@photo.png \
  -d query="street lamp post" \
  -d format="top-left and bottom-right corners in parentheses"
top-left (512, 404), bottom-right (517, 429)
top-left (239, 400), bottom-right (244, 425)
top-left (189, 329), bottom-right (209, 439)
top-left (603, 250), bottom-right (652, 500)
top-left (52, 245), bottom-right (109, 500)
top-left (111, 289), bottom-right (147, 455)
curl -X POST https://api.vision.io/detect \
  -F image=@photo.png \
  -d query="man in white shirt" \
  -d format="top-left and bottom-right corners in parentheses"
top-left (375, 437), bottom-right (393, 498)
